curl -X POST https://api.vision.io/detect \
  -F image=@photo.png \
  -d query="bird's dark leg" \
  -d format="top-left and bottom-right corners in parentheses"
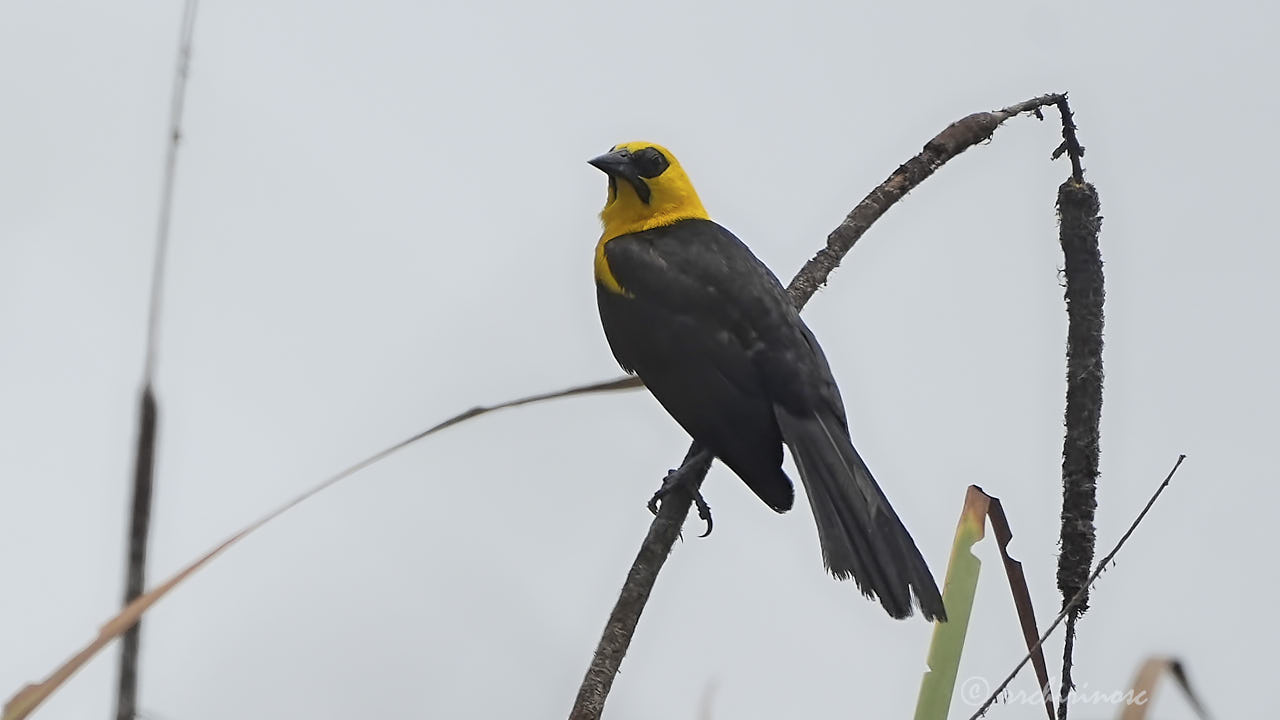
top-left (647, 444), bottom-right (716, 537)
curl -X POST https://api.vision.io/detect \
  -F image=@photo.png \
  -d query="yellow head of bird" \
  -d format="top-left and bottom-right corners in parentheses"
top-left (589, 141), bottom-right (709, 242)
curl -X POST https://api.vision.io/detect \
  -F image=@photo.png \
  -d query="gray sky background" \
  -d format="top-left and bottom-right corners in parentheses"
top-left (2, 2), bottom-right (1276, 718)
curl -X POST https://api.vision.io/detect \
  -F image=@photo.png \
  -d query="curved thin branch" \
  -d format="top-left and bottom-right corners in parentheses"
top-left (4, 375), bottom-right (640, 720)
top-left (568, 92), bottom-right (1072, 720)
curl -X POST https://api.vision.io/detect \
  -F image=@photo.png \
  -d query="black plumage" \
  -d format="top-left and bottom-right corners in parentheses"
top-left (597, 218), bottom-right (945, 621)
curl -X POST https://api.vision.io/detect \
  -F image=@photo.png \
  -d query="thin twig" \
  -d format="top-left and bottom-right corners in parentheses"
top-left (1050, 96), bottom-right (1085, 185)
top-left (116, 3), bottom-right (199, 720)
top-left (967, 455), bottom-right (1186, 720)
top-left (568, 92), bottom-right (1072, 720)
top-left (142, 0), bottom-right (197, 383)
top-left (1058, 619), bottom-right (1078, 719)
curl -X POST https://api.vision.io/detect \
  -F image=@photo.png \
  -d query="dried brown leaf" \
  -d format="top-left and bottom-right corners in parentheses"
top-left (1118, 656), bottom-right (1211, 720)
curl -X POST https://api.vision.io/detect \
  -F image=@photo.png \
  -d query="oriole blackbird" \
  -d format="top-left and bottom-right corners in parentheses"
top-left (590, 142), bottom-right (945, 621)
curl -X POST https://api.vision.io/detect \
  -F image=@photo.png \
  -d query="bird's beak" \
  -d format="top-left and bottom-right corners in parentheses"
top-left (588, 149), bottom-right (651, 203)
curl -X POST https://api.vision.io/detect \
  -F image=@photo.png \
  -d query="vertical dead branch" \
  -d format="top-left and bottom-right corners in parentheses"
top-left (115, 388), bottom-right (158, 720)
top-left (569, 93), bottom-right (1073, 720)
top-left (116, 3), bottom-right (199, 720)
top-left (1052, 113), bottom-right (1103, 720)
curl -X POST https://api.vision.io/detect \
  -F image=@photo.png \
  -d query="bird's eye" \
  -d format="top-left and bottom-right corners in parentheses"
top-left (634, 147), bottom-right (670, 178)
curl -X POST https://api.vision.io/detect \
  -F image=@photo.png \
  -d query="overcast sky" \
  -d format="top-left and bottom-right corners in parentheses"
top-left (3, 2), bottom-right (1276, 719)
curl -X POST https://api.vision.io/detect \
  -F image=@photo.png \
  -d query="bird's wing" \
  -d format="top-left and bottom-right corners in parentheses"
top-left (598, 221), bottom-right (796, 511)
top-left (607, 219), bottom-right (844, 416)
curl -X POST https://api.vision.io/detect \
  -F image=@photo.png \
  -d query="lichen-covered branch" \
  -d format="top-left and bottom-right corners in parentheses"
top-left (1055, 180), bottom-right (1104, 610)
top-left (1055, 173), bottom-right (1104, 720)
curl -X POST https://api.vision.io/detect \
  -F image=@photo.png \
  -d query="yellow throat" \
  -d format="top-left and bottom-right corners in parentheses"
top-left (592, 141), bottom-right (709, 295)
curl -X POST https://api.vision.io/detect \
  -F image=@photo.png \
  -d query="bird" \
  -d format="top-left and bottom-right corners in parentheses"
top-left (588, 141), bottom-right (946, 621)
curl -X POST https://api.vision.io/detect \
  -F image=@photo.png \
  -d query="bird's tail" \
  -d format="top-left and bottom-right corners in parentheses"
top-left (774, 405), bottom-right (946, 621)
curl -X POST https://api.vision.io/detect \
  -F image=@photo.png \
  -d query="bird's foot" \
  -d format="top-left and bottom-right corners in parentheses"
top-left (647, 447), bottom-right (715, 537)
